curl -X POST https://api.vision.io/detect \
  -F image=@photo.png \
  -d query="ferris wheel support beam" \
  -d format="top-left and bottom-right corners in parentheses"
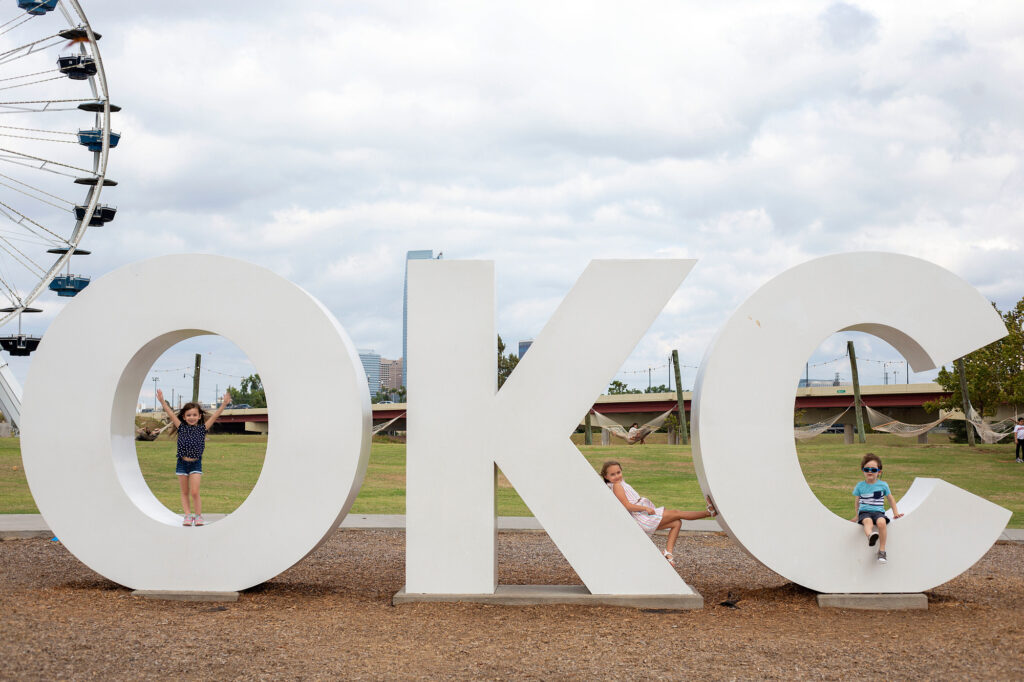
top-left (0, 360), bottom-right (22, 428)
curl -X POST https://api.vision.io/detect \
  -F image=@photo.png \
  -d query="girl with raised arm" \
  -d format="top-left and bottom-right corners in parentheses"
top-left (157, 389), bottom-right (231, 526)
top-left (600, 460), bottom-right (717, 566)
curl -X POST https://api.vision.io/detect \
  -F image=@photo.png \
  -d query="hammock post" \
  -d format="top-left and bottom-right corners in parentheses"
top-left (956, 358), bottom-right (976, 446)
top-left (584, 412), bottom-right (593, 445)
top-left (671, 350), bottom-right (688, 445)
top-left (847, 341), bottom-right (866, 444)
top-left (192, 353), bottom-right (201, 403)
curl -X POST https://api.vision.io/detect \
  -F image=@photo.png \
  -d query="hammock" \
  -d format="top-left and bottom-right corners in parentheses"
top-left (135, 421), bottom-right (172, 441)
top-left (793, 406), bottom-right (851, 440)
top-left (590, 408), bottom-right (674, 444)
top-left (864, 404), bottom-right (950, 438)
top-left (965, 405), bottom-right (1014, 444)
top-left (372, 412), bottom-right (406, 436)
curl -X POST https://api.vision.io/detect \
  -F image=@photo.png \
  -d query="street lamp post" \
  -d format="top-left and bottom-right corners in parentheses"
top-left (151, 376), bottom-right (159, 410)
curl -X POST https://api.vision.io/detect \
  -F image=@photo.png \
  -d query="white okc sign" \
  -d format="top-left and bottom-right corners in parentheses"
top-left (20, 253), bottom-right (1010, 598)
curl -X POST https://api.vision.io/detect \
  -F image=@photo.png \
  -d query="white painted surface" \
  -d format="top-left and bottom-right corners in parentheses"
top-left (21, 254), bottom-right (371, 592)
top-left (406, 259), bottom-right (699, 596)
top-left (692, 252), bottom-right (1011, 593)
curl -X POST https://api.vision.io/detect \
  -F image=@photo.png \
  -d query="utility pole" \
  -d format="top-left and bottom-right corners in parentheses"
top-left (847, 341), bottom-right (866, 444)
top-left (671, 350), bottom-right (688, 445)
top-left (192, 353), bottom-right (201, 403)
top-left (956, 357), bottom-right (976, 446)
top-left (151, 376), bottom-right (159, 410)
top-left (648, 367), bottom-right (652, 391)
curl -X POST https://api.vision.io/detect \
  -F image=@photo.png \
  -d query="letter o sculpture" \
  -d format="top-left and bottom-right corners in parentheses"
top-left (21, 254), bottom-right (371, 592)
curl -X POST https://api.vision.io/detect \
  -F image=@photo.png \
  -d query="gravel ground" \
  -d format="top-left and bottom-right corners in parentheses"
top-left (2, 530), bottom-right (1022, 680)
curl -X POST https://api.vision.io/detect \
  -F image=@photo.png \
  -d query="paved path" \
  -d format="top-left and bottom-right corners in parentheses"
top-left (2, 514), bottom-right (1021, 542)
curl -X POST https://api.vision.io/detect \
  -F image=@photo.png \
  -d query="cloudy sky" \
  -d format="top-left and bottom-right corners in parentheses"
top-left (6, 0), bottom-right (1024, 404)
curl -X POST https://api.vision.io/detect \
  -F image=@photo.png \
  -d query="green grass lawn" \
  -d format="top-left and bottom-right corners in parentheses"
top-left (2, 432), bottom-right (1022, 527)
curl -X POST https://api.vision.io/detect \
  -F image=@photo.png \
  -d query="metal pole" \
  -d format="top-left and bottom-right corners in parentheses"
top-left (192, 353), bottom-right (201, 403)
top-left (671, 350), bottom-right (688, 445)
top-left (956, 357), bottom-right (976, 446)
top-left (847, 341), bottom-right (866, 444)
top-left (151, 376), bottom-right (159, 410)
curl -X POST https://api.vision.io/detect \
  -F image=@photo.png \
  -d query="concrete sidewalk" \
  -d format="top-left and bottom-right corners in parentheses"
top-left (2, 514), bottom-right (1022, 542)
top-left (0, 513), bottom-right (720, 538)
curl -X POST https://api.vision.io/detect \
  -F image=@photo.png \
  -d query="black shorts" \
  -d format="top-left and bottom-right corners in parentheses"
top-left (858, 511), bottom-right (888, 525)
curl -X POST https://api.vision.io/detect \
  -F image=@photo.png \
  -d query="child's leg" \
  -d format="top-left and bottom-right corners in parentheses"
top-left (664, 519), bottom-right (681, 555)
top-left (177, 474), bottom-right (191, 515)
top-left (876, 517), bottom-right (888, 551)
top-left (189, 473), bottom-right (202, 517)
top-left (660, 509), bottom-right (712, 524)
top-left (860, 517), bottom-right (874, 537)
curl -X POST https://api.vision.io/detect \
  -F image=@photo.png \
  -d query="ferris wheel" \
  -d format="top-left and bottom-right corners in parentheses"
top-left (0, 0), bottom-right (116, 358)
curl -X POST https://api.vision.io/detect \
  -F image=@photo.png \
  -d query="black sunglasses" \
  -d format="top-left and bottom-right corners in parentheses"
top-left (862, 467), bottom-right (881, 473)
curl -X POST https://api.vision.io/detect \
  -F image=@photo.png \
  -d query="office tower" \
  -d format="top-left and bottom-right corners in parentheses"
top-left (381, 357), bottom-right (403, 390)
top-left (518, 339), bottom-right (534, 358)
top-left (358, 349), bottom-right (382, 393)
top-left (403, 249), bottom-right (437, 386)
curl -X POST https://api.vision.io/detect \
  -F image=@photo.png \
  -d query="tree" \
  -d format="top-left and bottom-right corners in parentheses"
top-left (227, 374), bottom-right (266, 408)
top-left (925, 297), bottom-right (1024, 419)
top-left (498, 335), bottom-right (519, 388)
top-left (645, 384), bottom-right (671, 394)
top-left (607, 380), bottom-right (641, 395)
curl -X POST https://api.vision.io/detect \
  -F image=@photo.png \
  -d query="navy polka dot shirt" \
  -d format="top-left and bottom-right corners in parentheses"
top-left (177, 422), bottom-right (207, 460)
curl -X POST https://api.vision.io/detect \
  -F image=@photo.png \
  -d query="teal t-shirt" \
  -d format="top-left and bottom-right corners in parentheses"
top-left (853, 480), bottom-right (890, 513)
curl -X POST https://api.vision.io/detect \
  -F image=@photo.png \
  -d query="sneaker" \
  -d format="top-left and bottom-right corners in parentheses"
top-left (182, 514), bottom-right (193, 526)
top-left (877, 550), bottom-right (887, 563)
top-left (193, 514), bottom-right (204, 526)
top-left (868, 530), bottom-right (879, 547)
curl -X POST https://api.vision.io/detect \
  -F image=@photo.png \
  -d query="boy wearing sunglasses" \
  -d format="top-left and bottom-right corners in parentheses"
top-left (852, 453), bottom-right (903, 563)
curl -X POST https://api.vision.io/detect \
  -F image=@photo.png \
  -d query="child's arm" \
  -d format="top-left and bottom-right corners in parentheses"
top-left (852, 495), bottom-right (861, 522)
top-left (204, 391), bottom-right (232, 430)
top-left (886, 493), bottom-right (903, 519)
top-left (611, 483), bottom-right (656, 515)
top-left (155, 389), bottom-right (180, 429)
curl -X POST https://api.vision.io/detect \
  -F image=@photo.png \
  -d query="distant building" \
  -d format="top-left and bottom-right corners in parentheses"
top-left (403, 249), bottom-right (439, 386)
top-left (358, 349), bottom-right (381, 393)
top-left (381, 357), bottom-right (403, 390)
top-left (518, 339), bottom-right (534, 358)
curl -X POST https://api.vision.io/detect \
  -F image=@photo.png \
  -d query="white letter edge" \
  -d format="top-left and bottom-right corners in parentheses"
top-left (406, 259), bottom-right (700, 596)
top-left (21, 254), bottom-right (371, 592)
top-left (692, 252), bottom-right (1011, 593)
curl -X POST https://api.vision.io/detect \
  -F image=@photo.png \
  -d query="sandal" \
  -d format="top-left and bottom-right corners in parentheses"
top-left (705, 495), bottom-right (718, 518)
top-left (662, 549), bottom-right (675, 566)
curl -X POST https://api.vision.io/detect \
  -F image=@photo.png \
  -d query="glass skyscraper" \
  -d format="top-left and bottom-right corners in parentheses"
top-left (358, 349), bottom-right (381, 393)
top-left (403, 250), bottom-right (436, 386)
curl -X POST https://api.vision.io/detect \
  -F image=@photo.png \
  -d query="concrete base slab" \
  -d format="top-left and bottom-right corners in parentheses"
top-left (817, 593), bottom-right (927, 610)
top-left (393, 584), bottom-right (703, 609)
top-left (132, 590), bottom-right (239, 602)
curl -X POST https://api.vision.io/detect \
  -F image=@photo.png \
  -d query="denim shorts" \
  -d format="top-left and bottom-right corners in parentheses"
top-left (858, 510), bottom-right (888, 525)
top-left (175, 457), bottom-right (202, 476)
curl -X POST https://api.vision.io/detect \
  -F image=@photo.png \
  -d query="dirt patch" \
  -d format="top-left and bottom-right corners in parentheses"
top-left (1, 531), bottom-right (1022, 679)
